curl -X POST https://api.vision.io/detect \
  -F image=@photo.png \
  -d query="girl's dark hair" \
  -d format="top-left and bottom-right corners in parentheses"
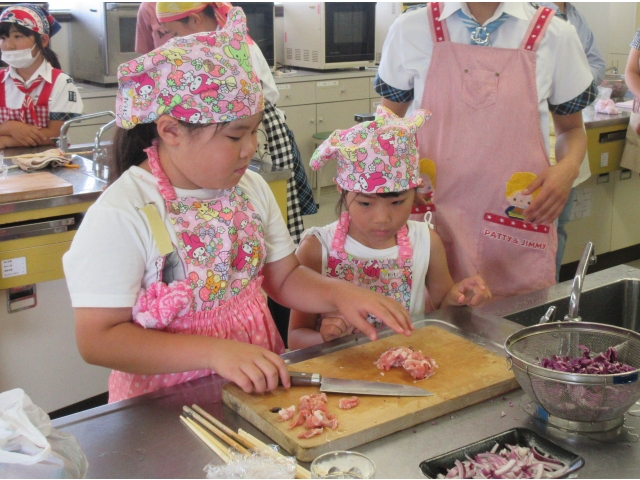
top-left (335, 190), bottom-right (405, 217)
top-left (177, 4), bottom-right (216, 24)
top-left (0, 22), bottom-right (61, 70)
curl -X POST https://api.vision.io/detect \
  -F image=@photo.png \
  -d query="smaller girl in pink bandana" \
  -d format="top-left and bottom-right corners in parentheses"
top-left (288, 105), bottom-right (493, 350)
top-left (64, 8), bottom-right (415, 403)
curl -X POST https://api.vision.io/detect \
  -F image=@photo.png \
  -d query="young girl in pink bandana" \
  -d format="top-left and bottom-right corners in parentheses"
top-left (0, 4), bottom-right (83, 149)
top-left (63, 8), bottom-right (412, 403)
top-left (288, 106), bottom-right (493, 350)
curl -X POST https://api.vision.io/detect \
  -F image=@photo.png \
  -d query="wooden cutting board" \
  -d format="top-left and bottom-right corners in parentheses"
top-left (0, 172), bottom-right (73, 203)
top-left (223, 325), bottom-right (519, 461)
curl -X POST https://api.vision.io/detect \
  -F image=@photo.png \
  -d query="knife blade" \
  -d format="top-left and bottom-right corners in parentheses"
top-left (289, 371), bottom-right (433, 397)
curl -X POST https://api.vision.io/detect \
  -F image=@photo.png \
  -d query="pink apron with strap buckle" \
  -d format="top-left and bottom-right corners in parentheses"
top-left (0, 68), bottom-right (60, 127)
top-left (416, 3), bottom-right (557, 299)
top-left (108, 142), bottom-right (284, 402)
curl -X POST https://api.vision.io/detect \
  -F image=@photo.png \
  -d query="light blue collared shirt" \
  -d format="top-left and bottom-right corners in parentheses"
top-left (538, 2), bottom-right (606, 85)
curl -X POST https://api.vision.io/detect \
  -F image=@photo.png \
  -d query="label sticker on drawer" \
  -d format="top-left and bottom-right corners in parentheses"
top-left (317, 81), bottom-right (339, 87)
top-left (277, 84), bottom-right (291, 90)
top-left (600, 152), bottom-right (609, 167)
top-left (2, 257), bottom-right (26, 278)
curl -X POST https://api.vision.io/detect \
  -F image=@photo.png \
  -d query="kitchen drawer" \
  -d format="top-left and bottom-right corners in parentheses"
top-left (315, 77), bottom-right (370, 104)
top-left (0, 235), bottom-right (75, 289)
top-left (277, 81), bottom-right (316, 107)
top-left (371, 98), bottom-right (382, 113)
top-left (586, 125), bottom-right (627, 174)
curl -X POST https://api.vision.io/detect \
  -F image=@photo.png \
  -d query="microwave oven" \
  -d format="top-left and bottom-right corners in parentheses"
top-left (70, 2), bottom-right (141, 85)
top-left (283, 2), bottom-right (376, 70)
top-left (232, 2), bottom-right (275, 71)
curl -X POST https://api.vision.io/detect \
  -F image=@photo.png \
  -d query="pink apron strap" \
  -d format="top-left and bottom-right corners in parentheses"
top-left (395, 225), bottom-right (412, 261)
top-left (0, 70), bottom-right (6, 108)
top-left (520, 6), bottom-right (555, 52)
top-left (427, 2), bottom-right (450, 43)
top-left (331, 211), bottom-right (350, 253)
top-left (145, 139), bottom-right (178, 201)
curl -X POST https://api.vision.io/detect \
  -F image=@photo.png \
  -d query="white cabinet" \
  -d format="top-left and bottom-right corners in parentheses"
top-left (279, 73), bottom-right (379, 191)
top-left (611, 170), bottom-right (640, 251)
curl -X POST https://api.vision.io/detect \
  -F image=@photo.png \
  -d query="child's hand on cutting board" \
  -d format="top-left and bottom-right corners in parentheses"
top-left (209, 340), bottom-right (291, 393)
top-left (443, 275), bottom-right (492, 308)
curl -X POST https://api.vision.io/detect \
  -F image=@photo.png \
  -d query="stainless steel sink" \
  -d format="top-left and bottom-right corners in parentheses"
top-left (478, 265), bottom-right (640, 333)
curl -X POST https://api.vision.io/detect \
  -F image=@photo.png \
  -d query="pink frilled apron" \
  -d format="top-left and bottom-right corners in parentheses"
top-left (0, 68), bottom-right (61, 127)
top-left (324, 212), bottom-right (413, 328)
top-left (417, 3), bottom-right (557, 298)
top-left (108, 142), bottom-right (285, 402)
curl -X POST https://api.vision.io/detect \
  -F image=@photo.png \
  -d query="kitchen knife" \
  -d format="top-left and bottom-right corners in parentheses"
top-left (289, 371), bottom-right (433, 397)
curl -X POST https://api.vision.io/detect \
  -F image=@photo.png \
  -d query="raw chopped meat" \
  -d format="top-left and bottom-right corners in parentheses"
top-left (403, 350), bottom-right (438, 380)
top-left (305, 410), bottom-right (338, 430)
top-left (278, 405), bottom-right (296, 422)
top-left (375, 346), bottom-right (414, 371)
top-left (338, 396), bottom-right (360, 410)
top-left (297, 428), bottom-right (323, 439)
top-left (375, 346), bottom-right (438, 380)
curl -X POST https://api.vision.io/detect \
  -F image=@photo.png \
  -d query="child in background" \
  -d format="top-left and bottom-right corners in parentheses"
top-left (63, 9), bottom-right (411, 403)
top-left (288, 106), bottom-right (492, 350)
top-left (0, 4), bottom-right (83, 149)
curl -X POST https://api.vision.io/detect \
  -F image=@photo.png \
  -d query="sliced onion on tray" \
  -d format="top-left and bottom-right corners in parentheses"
top-left (437, 443), bottom-right (569, 479)
top-left (539, 345), bottom-right (636, 375)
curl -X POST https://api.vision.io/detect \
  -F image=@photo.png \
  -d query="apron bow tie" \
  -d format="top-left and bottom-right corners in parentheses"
top-left (457, 9), bottom-right (509, 46)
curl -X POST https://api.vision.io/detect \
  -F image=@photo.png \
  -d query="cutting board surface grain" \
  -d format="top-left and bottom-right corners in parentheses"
top-left (0, 172), bottom-right (73, 203)
top-left (222, 325), bottom-right (519, 461)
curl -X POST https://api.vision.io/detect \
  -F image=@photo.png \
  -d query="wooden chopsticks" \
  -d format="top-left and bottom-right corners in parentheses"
top-left (181, 404), bottom-right (311, 479)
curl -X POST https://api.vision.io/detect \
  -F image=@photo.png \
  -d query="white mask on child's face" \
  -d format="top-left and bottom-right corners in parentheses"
top-left (2, 45), bottom-right (39, 69)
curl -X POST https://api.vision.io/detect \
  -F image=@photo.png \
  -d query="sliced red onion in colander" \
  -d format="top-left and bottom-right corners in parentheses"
top-left (539, 345), bottom-right (636, 374)
top-left (437, 443), bottom-right (569, 479)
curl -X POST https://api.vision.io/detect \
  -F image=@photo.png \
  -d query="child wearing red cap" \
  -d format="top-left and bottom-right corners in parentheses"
top-left (0, 4), bottom-right (83, 149)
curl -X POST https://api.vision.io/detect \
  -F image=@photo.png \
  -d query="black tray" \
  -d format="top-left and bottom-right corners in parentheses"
top-left (419, 428), bottom-right (584, 479)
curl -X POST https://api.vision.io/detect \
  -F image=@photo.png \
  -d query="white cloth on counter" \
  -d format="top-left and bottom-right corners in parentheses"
top-left (377, 2), bottom-right (593, 157)
top-left (63, 168), bottom-right (295, 308)
top-left (300, 219), bottom-right (431, 319)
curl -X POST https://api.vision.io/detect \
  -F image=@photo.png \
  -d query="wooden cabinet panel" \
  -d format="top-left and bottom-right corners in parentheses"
top-left (315, 77), bottom-right (370, 104)
top-left (277, 81), bottom-right (316, 107)
top-left (611, 170), bottom-right (640, 251)
top-left (316, 99), bottom-right (370, 188)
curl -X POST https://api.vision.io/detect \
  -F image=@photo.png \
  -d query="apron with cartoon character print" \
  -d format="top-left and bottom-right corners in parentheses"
top-left (416, 3), bottom-right (557, 299)
top-left (108, 141), bottom-right (284, 402)
top-left (323, 212), bottom-right (413, 328)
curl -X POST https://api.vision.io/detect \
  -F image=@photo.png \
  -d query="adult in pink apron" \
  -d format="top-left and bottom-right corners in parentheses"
top-left (0, 68), bottom-right (61, 126)
top-left (417, 3), bottom-right (557, 299)
top-left (108, 142), bottom-right (285, 402)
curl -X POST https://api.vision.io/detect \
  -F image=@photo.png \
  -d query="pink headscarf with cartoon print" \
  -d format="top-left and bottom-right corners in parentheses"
top-left (310, 105), bottom-right (431, 193)
top-left (115, 6), bottom-right (263, 129)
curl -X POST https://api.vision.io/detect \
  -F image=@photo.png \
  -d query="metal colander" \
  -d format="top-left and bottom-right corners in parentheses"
top-left (504, 322), bottom-right (640, 424)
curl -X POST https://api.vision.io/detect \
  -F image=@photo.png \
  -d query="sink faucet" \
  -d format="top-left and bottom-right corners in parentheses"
top-left (58, 111), bottom-right (116, 153)
top-left (564, 242), bottom-right (596, 322)
top-left (92, 119), bottom-right (116, 180)
top-left (605, 66), bottom-right (618, 75)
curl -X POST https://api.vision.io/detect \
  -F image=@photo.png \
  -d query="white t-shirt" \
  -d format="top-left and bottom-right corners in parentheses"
top-left (300, 220), bottom-right (431, 319)
top-left (377, 2), bottom-right (593, 156)
top-left (2, 61), bottom-right (83, 118)
top-left (63, 168), bottom-right (294, 308)
top-left (249, 42), bottom-right (278, 105)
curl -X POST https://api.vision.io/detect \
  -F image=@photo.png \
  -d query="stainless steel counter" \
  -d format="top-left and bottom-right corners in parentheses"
top-left (0, 145), bottom-right (290, 216)
top-left (52, 302), bottom-right (640, 478)
top-left (582, 104), bottom-right (631, 129)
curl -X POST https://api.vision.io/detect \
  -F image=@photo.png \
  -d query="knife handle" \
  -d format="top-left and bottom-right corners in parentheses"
top-left (289, 371), bottom-right (322, 387)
